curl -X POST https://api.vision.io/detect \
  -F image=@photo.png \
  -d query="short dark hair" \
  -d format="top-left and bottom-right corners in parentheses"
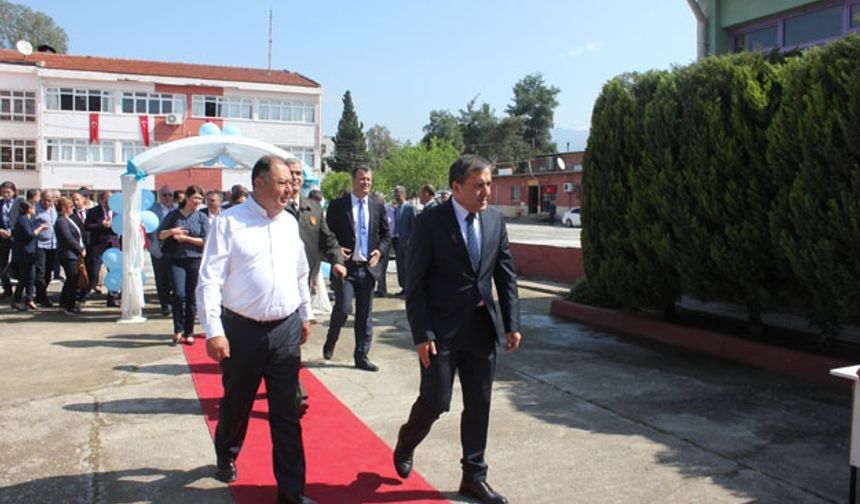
top-left (173, 189), bottom-right (185, 200)
top-left (419, 184), bottom-right (435, 197)
top-left (308, 189), bottom-right (323, 202)
top-left (18, 201), bottom-right (32, 213)
top-left (449, 154), bottom-right (492, 187)
top-left (25, 188), bottom-right (39, 200)
top-left (351, 165), bottom-right (372, 179)
top-left (230, 184), bottom-right (249, 203)
top-left (180, 185), bottom-right (204, 209)
top-left (251, 155), bottom-right (286, 185)
top-left (0, 181), bottom-right (16, 194)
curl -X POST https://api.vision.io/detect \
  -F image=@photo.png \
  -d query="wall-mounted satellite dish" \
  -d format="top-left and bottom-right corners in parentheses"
top-left (556, 158), bottom-right (566, 170)
top-left (15, 40), bottom-right (33, 56)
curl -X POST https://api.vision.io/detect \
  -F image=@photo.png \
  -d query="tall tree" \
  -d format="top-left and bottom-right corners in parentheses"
top-left (329, 90), bottom-right (368, 173)
top-left (506, 73), bottom-right (560, 153)
top-left (374, 139), bottom-right (460, 198)
top-left (366, 124), bottom-right (400, 169)
top-left (421, 109), bottom-right (464, 152)
top-left (0, 1), bottom-right (68, 53)
top-left (458, 98), bottom-right (498, 160)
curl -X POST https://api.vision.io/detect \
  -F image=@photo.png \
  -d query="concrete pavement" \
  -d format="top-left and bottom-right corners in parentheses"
top-left (0, 276), bottom-right (852, 503)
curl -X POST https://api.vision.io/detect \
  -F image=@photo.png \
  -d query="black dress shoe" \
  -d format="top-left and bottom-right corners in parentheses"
top-left (106, 299), bottom-right (119, 308)
top-left (11, 302), bottom-right (27, 312)
top-left (393, 432), bottom-right (413, 478)
top-left (277, 495), bottom-right (318, 504)
top-left (458, 480), bottom-right (508, 504)
top-left (375, 291), bottom-right (387, 298)
top-left (355, 359), bottom-right (379, 372)
top-left (38, 299), bottom-right (53, 307)
top-left (322, 340), bottom-right (335, 360)
top-left (215, 459), bottom-right (238, 483)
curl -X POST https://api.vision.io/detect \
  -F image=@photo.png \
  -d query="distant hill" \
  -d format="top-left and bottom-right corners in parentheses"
top-left (552, 127), bottom-right (589, 153)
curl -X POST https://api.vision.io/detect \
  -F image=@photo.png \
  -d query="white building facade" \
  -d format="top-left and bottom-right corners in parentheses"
top-left (0, 49), bottom-right (322, 194)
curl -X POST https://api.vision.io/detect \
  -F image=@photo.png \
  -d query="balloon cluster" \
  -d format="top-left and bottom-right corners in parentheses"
top-left (106, 190), bottom-right (160, 237)
top-left (198, 122), bottom-right (242, 167)
top-left (101, 248), bottom-right (146, 293)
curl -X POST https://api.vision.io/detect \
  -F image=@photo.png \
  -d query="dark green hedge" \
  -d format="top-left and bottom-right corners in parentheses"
top-left (583, 35), bottom-right (860, 335)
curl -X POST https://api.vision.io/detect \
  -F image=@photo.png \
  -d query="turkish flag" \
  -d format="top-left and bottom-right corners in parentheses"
top-left (139, 115), bottom-right (150, 146)
top-left (89, 113), bottom-right (99, 144)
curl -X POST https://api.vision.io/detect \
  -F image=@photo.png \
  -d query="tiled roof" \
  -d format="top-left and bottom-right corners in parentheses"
top-left (0, 49), bottom-right (319, 88)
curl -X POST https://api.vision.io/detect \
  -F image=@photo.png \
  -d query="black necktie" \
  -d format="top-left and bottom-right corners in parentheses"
top-left (289, 200), bottom-right (299, 219)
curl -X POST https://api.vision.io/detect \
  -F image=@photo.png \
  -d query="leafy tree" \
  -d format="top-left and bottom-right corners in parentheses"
top-left (458, 98), bottom-right (499, 159)
top-left (329, 90), bottom-right (368, 173)
top-left (0, 1), bottom-right (68, 53)
top-left (506, 73), bottom-right (560, 154)
top-left (374, 139), bottom-right (460, 199)
top-left (366, 124), bottom-right (400, 169)
top-left (320, 171), bottom-right (352, 202)
top-left (492, 116), bottom-right (532, 166)
top-left (421, 109), bottom-right (464, 152)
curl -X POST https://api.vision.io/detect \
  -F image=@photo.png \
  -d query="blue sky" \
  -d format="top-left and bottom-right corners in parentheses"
top-left (19, 0), bottom-right (697, 149)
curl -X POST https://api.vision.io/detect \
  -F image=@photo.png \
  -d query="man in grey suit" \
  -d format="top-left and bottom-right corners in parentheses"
top-left (393, 186), bottom-right (416, 296)
top-left (149, 186), bottom-right (174, 316)
top-left (393, 155), bottom-right (521, 504)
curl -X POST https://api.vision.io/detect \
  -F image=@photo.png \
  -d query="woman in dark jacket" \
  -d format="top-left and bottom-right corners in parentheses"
top-left (54, 197), bottom-right (86, 314)
top-left (158, 184), bottom-right (208, 345)
top-left (11, 201), bottom-right (49, 311)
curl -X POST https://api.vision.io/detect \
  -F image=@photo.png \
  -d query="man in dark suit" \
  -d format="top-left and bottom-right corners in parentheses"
top-left (393, 155), bottom-right (521, 504)
top-left (0, 181), bottom-right (24, 298)
top-left (393, 186), bottom-right (416, 296)
top-left (84, 191), bottom-right (119, 307)
top-left (324, 165), bottom-right (391, 371)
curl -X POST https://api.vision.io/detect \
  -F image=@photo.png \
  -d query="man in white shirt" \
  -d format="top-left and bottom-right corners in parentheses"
top-left (197, 155), bottom-right (316, 504)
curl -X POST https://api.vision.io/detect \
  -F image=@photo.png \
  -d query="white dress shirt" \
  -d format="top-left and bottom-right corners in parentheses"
top-left (350, 193), bottom-right (369, 262)
top-left (196, 195), bottom-right (312, 339)
top-left (451, 197), bottom-right (482, 257)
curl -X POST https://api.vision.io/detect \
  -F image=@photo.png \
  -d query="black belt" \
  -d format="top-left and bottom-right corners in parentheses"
top-left (222, 307), bottom-right (294, 326)
top-left (346, 259), bottom-right (368, 266)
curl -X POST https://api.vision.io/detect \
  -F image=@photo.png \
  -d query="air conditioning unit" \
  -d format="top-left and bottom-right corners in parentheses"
top-left (563, 182), bottom-right (575, 193)
top-left (165, 113), bottom-right (184, 125)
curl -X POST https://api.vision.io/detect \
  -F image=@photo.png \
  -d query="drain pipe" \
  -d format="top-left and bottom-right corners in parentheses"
top-left (686, 0), bottom-right (708, 60)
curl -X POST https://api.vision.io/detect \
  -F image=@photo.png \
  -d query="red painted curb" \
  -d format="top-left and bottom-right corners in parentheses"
top-left (550, 298), bottom-right (851, 387)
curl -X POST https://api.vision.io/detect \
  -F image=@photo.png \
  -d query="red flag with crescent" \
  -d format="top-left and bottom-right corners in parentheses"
top-left (139, 115), bottom-right (150, 146)
top-left (89, 113), bottom-right (99, 144)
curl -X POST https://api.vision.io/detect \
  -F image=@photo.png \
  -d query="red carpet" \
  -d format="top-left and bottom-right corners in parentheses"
top-left (183, 339), bottom-right (448, 503)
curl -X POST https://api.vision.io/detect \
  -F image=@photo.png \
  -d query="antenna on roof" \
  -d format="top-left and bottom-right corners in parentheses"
top-left (267, 8), bottom-right (273, 72)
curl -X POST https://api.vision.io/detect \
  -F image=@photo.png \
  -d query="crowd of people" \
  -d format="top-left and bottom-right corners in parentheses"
top-left (0, 153), bottom-right (521, 504)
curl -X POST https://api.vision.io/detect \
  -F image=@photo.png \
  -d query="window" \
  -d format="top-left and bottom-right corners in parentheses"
top-left (852, 4), bottom-right (860, 28)
top-left (192, 95), bottom-right (252, 119)
top-left (511, 186), bottom-right (521, 201)
top-left (784, 5), bottom-right (843, 47)
top-left (121, 92), bottom-right (185, 115)
top-left (46, 138), bottom-right (117, 164)
top-left (279, 145), bottom-right (315, 168)
top-left (259, 99), bottom-right (315, 123)
top-left (0, 91), bottom-right (36, 121)
top-left (0, 140), bottom-right (36, 170)
top-left (45, 88), bottom-right (114, 112)
top-left (120, 141), bottom-right (160, 163)
top-left (734, 25), bottom-right (778, 52)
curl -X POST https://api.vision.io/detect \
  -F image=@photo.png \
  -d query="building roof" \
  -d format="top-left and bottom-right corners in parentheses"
top-left (0, 49), bottom-right (320, 88)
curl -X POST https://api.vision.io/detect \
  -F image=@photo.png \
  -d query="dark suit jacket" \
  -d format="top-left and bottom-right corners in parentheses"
top-left (12, 215), bottom-right (37, 263)
top-left (84, 204), bottom-right (117, 253)
top-left (326, 193), bottom-right (391, 281)
top-left (55, 216), bottom-right (85, 262)
top-left (69, 208), bottom-right (89, 246)
top-left (288, 196), bottom-right (344, 279)
top-left (405, 200), bottom-right (519, 345)
top-left (396, 202), bottom-right (417, 250)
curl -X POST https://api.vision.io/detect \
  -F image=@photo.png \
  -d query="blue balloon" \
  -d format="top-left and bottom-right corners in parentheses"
top-left (104, 270), bottom-right (122, 292)
top-left (102, 247), bottom-right (122, 271)
top-left (199, 122), bottom-right (220, 136)
top-left (108, 193), bottom-right (123, 213)
top-left (140, 189), bottom-right (155, 210)
top-left (140, 210), bottom-right (159, 233)
top-left (222, 124), bottom-right (241, 136)
top-left (219, 154), bottom-right (237, 168)
top-left (320, 261), bottom-right (331, 279)
top-left (111, 217), bottom-right (123, 236)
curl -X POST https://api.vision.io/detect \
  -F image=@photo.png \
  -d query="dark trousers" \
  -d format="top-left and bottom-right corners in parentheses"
top-left (34, 247), bottom-right (57, 302)
top-left (398, 307), bottom-right (497, 482)
top-left (394, 237), bottom-right (407, 290)
top-left (0, 237), bottom-right (12, 294)
top-left (151, 254), bottom-right (172, 310)
top-left (13, 259), bottom-right (35, 303)
top-left (85, 247), bottom-right (117, 303)
top-left (215, 310), bottom-right (305, 501)
top-left (326, 262), bottom-right (375, 362)
top-left (376, 249), bottom-right (391, 295)
top-left (59, 257), bottom-right (82, 310)
top-left (169, 256), bottom-right (200, 336)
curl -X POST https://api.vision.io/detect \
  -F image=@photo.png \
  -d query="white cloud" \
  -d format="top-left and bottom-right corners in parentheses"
top-left (567, 42), bottom-right (600, 58)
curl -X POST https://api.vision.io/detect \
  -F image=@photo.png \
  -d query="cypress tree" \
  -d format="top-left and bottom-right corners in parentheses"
top-left (329, 90), bottom-right (368, 173)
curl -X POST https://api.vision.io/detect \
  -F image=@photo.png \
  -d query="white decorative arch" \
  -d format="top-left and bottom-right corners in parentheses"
top-left (119, 135), bottom-right (293, 323)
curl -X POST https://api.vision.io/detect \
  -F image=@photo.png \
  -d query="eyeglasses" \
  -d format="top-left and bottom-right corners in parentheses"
top-left (161, 193), bottom-right (173, 197)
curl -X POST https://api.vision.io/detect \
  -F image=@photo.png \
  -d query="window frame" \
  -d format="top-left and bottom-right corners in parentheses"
top-left (121, 91), bottom-right (185, 115)
top-left (0, 90), bottom-right (36, 122)
top-left (46, 138), bottom-right (119, 164)
top-left (0, 139), bottom-right (37, 171)
top-left (731, 0), bottom-right (858, 53)
top-left (45, 87), bottom-right (115, 112)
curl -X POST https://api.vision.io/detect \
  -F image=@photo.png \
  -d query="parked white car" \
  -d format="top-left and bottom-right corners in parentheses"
top-left (562, 207), bottom-right (581, 227)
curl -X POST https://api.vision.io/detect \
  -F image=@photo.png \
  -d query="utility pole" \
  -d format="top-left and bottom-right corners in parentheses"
top-left (267, 8), bottom-right (273, 72)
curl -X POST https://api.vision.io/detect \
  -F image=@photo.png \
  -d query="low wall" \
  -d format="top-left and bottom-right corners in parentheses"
top-left (510, 243), bottom-right (583, 284)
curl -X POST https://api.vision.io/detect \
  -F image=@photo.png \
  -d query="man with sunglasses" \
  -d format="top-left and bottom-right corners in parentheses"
top-left (148, 186), bottom-right (175, 316)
